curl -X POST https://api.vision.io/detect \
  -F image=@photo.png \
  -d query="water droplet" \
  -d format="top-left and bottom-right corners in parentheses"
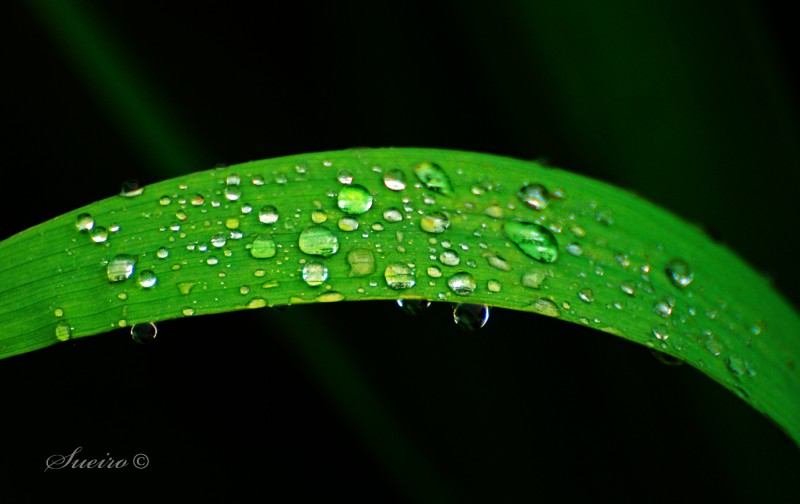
top-left (55, 320), bottom-right (72, 342)
top-left (107, 254), bottom-right (136, 282)
top-left (397, 299), bottom-right (431, 315)
top-left (211, 233), bottom-right (227, 248)
top-left (131, 322), bottom-right (157, 343)
top-left (298, 226), bottom-right (339, 257)
top-left (615, 253), bottom-right (631, 268)
top-left (483, 252), bottom-right (511, 272)
top-left (420, 212), bottom-right (450, 233)
top-left (302, 261), bottom-right (329, 287)
top-left (578, 288), bottom-right (594, 303)
top-left (346, 248), bottom-right (376, 276)
top-left (521, 270), bottom-right (548, 289)
top-left (504, 221), bottom-right (559, 263)
top-left (414, 161), bottom-right (454, 196)
top-left (383, 208), bottom-right (403, 223)
top-left (258, 205), bottom-right (280, 224)
top-left (54, 308), bottom-right (64, 317)
top-left (565, 242), bottom-right (583, 257)
top-left (224, 185), bottom-right (241, 201)
top-left (383, 169), bottom-right (407, 191)
top-left (191, 194), bottom-right (205, 206)
top-left (338, 217), bottom-right (359, 232)
top-left (517, 183), bottom-right (549, 211)
top-left (159, 196), bottom-right (171, 206)
top-left (337, 169), bottom-right (353, 184)
top-left (620, 282), bottom-right (636, 296)
top-left (487, 280), bottom-right (502, 292)
top-left (427, 266), bottom-right (443, 278)
top-left (485, 205), bottom-right (503, 219)
top-left (311, 210), bottom-right (328, 224)
top-left (447, 272), bottom-right (476, 296)
top-left (137, 270), bottom-right (157, 288)
top-left (595, 209), bottom-right (614, 226)
top-left (385, 263), bottom-right (416, 289)
top-left (453, 304), bottom-right (490, 330)
top-left (728, 355), bottom-right (746, 376)
top-left (530, 298), bottom-right (561, 317)
top-left (654, 298), bottom-right (674, 318)
top-left (705, 338), bottom-right (723, 356)
top-left (651, 350), bottom-right (683, 366)
top-left (439, 249), bottom-right (460, 266)
top-left (182, 307), bottom-right (195, 316)
top-left (337, 184), bottom-right (373, 214)
top-left (252, 175), bottom-right (265, 186)
top-left (250, 236), bottom-right (277, 259)
top-left (665, 259), bottom-right (694, 288)
top-left (120, 179), bottom-right (144, 197)
top-left (569, 224), bottom-right (586, 238)
top-left (90, 226), bottom-right (109, 243)
top-left (75, 213), bottom-right (95, 232)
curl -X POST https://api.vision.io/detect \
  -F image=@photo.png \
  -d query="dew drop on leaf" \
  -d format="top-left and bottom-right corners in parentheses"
top-left (259, 205), bottom-right (280, 224)
top-left (578, 288), bottom-right (594, 303)
top-left (337, 169), bottom-right (353, 185)
top-left (420, 212), bottom-right (450, 234)
top-left (397, 299), bottom-right (431, 315)
top-left (302, 261), bottom-right (329, 287)
top-left (120, 179), bottom-right (144, 197)
top-left (439, 249), bottom-right (460, 266)
top-left (517, 183), bottom-right (550, 211)
top-left (665, 258), bottom-right (694, 288)
top-left (250, 236), bottom-right (277, 259)
top-left (75, 213), bottom-right (95, 232)
top-left (131, 322), bottom-right (157, 344)
top-left (338, 217), bottom-right (359, 232)
top-left (90, 226), bottom-right (109, 243)
top-left (447, 272), bottom-right (476, 296)
top-left (137, 270), bottom-right (158, 288)
top-left (346, 248), bottom-right (376, 276)
top-left (383, 208), bottom-right (403, 223)
top-left (298, 226), bottom-right (339, 257)
top-left (414, 161), bottom-right (454, 196)
top-left (337, 184), bottom-right (373, 214)
top-left (383, 169), bottom-right (407, 191)
top-left (107, 254), bottom-right (136, 282)
top-left (55, 320), bottom-right (72, 342)
top-left (385, 263), bottom-right (416, 290)
top-left (530, 298), bottom-right (561, 317)
top-left (504, 221), bottom-right (559, 263)
top-left (453, 304), bottom-right (490, 330)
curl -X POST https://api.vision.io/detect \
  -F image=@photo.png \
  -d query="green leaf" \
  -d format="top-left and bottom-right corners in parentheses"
top-left (1, 147), bottom-right (798, 446)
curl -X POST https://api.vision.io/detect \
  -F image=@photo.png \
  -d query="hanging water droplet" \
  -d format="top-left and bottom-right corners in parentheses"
top-left (302, 261), bottom-right (329, 287)
top-left (439, 249), bottom-right (460, 266)
top-left (347, 248), bottom-right (376, 276)
top-left (120, 179), bottom-right (144, 197)
top-left (420, 212), bottom-right (450, 233)
top-left (383, 169), bottom-right (407, 191)
top-left (131, 322), bottom-right (157, 343)
top-left (578, 288), bottom-right (594, 303)
top-left (383, 208), bottom-right (403, 223)
top-left (55, 320), bottom-right (72, 342)
top-left (453, 304), bottom-right (490, 330)
top-left (250, 236), bottom-right (277, 259)
top-left (137, 270), bottom-right (157, 288)
top-left (258, 205), bottom-right (280, 224)
top-left (337, 169), bottom-right (353, 184)
top-left (397, 299), bottom-right (431, 315)
top-left (337, 184), bottom-right (373, 215)
top-left (298, 226), bottom-right (339, 257)
top-left (414, 161), bottom-right (454, 196)
top-left (651, 350), bottom-right (683, 366)
top-left (75, 213), bottom-right (95, 232)
top-left (530, 298), bottom-right (561, 317)
top-left (504, 221), bottom-right (559, 263)
top-left (338, 217), bottom-right (359, 232)
top-left (665, 259), bottom-right (694, 288)
top-left (385, 263), bottom-right (416, 289)
top-left (447, 272), bottom-right (476, 296)
top-left (517, 183), bottom-right (550, 211)
top-left (107, 254), bottom-right (136, 282)
top-left (90, 226), bottom-right (109, 243)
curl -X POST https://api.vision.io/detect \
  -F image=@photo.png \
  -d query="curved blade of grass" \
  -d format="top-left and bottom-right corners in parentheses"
top-left (1, 148), bottom-right (798, 444)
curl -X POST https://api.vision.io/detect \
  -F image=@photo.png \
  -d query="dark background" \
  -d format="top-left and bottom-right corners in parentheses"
top-left (2, 0), bottom-right (798, 501)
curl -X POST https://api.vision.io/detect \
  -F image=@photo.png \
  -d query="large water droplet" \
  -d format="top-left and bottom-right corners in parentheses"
top-left (298, 226), bottom-right (340, 257)
top-left (447, 272), bottom-right (476, 296)
top-left (107, 254), bottom-right (136, 282)
top-left (414, 161), bottom-right (454, 196)
top-left (347, 248), bottom-right (376, 276)
top-left (665, 259), bottom-right (694, 288)
top-left (385, 263), bottom-right (416, 289)
top-left (453, 304), bottom-right (489, 330)
top-left (131, 322), bottom-right (157, 343)
top-left (517, 183), bottom-right (549, 211)
top-left (397, 299), bottom-right (431, 315)
top-left (302, 261), bottom-right (329, 287)
top-left (504, 221), bottom-right (559, 263)
top-left (259, 205), bottom-right (280, 224)
top-left (337, 184), bottom-right (373, 214)
top-left (250, 235), bottom-right (277, 259)
top-left (383, 169), bottom-right (407, 191)
top-left (420, 212), bottom-right (450, 233)
top-left (75, 213), bottom-right (95, 232)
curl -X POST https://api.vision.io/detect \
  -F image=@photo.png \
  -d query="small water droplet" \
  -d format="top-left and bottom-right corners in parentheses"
top-left (615, 253), bottom-right (631, 268)
top-left (182, 307), bottom-right (195, 316)
top-left (337, 169), bottom-right (353, 184)
top-left (302, 261), bottom-right (329, 287)
top-left (727, 355), bottom-right (746, 376)
top-left (258, 205), bottom-right (280, 224)
top-left (346, 248), bottom-right (376, 276)
top-left (427, 266), bottom-right (443, 278)
top-left (250, 235), bottom-right (277, 259)
top-left (447, 272), bottom-right (476, 296)
top-left (90, 226), bottom-right (109, 243)
top-left (311, 210), bottom-right (328, 224)
top-left (504, 221), bottom-right (559, 263)
top-left (453, 304), bottom-right (490, 330)
top-left (190, 194), bottom-right (205, 206)
top-left (569, 224), bottom-right (586, 238)
top-left (517, 183), bottom-right (549, 210)
top-left (665, 259), bottom-right (694, 288)
top-left (595, 209), bottom-right (614, 226)
top-left (137, 270), bottom-right (157, 288)
top-left (211, 233), bottom-right (227, 248)
top-left (414, 161), bottom-right (454, 196)
top-left (521, 270), bottom-right (548, 289)
top-left (482, 252), bottom-right (511, 272)
top-left (55, 320), bottom-right (72, 341)
top-left (107, 254), bottom-right (136, 282)
top-left (578, 288), bottom-right (594, 303)
top-left (620, 282), bottom-right (636, 296)
top-left (54, 308), bottom-right (64, 317)
top-left (298, 226), bottom-right (339, 257)
top-left (487, 280), bottom-right (502, 292)
top-left (75, 213), bottom-right (95, 232)
top-left (485, 205), bottom-right (503, 219)
top-left (338, 217), bottom-right (359, 232)
top-left (383, 169), bottom-right (407, 191)
top-left (131, 322), bottom-right (157, 343)
top-left (705, 338), bottom-right (723, 357)
top-left (385, 263), bottom-right (416, 289)
top-left (252, 175), bottom-right (265, 186)
top-left (420, 212), bottom-right (450, 233)
top-left (397, 299), bottom-right (431, 315)
top-left (565, 242), bottom-right (583, 257)
top-left (224, 185), bottom-right (242, 201)
top-left (439, 249), bottom-right (460, 266)
top-left (530, 298), bottom-right (561, 317)
top-left (120, 179), bottom-right (144, 197)
top-left (654, 298), bottom-right (674, 318)
top-left (383, 208), bottom-right (403, 223)
top-left (337, 184), bottom-right (373, 215)
top-left (159, 196), bottom-right (171, 206)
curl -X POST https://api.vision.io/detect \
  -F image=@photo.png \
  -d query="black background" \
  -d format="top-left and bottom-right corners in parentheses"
top-left (2, 1), bottom-right (799, 501)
